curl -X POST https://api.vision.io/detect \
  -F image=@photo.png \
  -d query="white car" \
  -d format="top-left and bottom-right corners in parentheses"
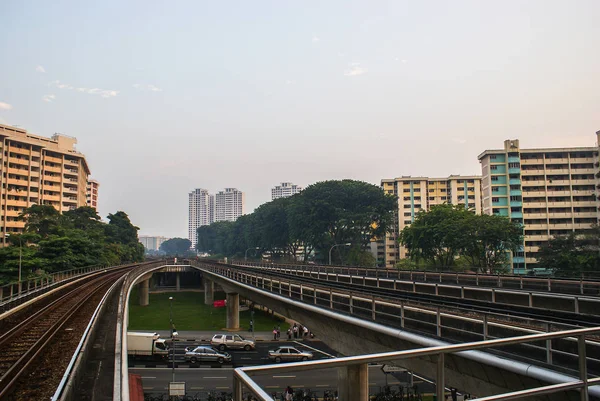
top-left (184, 346), bottom-right (232, 364)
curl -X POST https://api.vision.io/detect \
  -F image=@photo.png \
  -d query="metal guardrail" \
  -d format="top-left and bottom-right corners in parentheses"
top-left (0, 263), bottom-right (125, 312)
top-left (233, 327), bottom-right (600, 401)
top-left (240, 263), bottom-right (600, 316)
top-left (234, 260), bottom-right (600, 296)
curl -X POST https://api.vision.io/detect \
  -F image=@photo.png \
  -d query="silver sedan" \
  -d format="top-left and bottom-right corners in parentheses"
top-left (268, 346), bottom-right (313, 363)
top-left (184, 346), bottom-right (232, 364)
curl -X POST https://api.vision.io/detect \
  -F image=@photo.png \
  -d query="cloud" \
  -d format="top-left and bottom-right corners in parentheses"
top-left (312, 35), bottom-right (320, 43)
top-left (49, 80), bottom-right (118, 98)
top-left (42, 94), bottom-right (56, 103)
top-left (452, 138), bottom-right (467, 144)
top-left (133, 84), bottom-right (163, 92)
top-left (0, 102), bottom-right (13, 111)
top-left (344, 63), bottom-right (368, 77)
top-left (36, 65), bottom-right (46, 73)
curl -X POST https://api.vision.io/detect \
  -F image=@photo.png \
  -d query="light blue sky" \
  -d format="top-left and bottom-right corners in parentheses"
top-left (1, 1), bottom-right (599, 238)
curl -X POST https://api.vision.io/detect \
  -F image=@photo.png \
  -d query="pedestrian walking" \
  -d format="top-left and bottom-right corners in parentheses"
top-left (293, 324), bottom-right (298, 339)
top-left (287, 328), bottom-right (292, 340)
top-left (276, 325), bottom-right (281, 339)
top-left (303, 326), bottom-right (309, 338)
top-left (273, 326), bottom-right (278, 340)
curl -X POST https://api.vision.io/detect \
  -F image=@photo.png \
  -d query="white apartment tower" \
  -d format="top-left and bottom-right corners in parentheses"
top-left (215, 188), bottom-right (244, 222)
top-left (271, 182), bottom-right (302, 200)
top-left (188, 188), bottom-right (213, 248)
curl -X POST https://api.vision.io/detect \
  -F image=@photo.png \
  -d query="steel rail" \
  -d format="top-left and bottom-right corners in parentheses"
top-left (0, 270), bottom-right (124, 399)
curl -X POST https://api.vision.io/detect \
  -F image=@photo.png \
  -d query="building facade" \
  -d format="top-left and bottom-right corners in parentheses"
top-left (86, 179), bottom-right (99, 210)
top-left (214, 188), bottom-right (244, 222)
top-left (271, 182), bottom-right (302, 200)
top-left (139, 235), bottom-right (169, 251)
top-left (379, 175), bottom-right (482, 268)
top-left (478, 134), bottom-right (600, 273)
top-left (0, 123), bottom-right (90, 242)
top-left (188, 188), bottom-right (213, 247)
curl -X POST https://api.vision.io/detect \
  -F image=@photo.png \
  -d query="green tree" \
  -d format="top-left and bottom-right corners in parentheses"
top-left (536, 230), bottom-right (600, 277)
top-left (19, 204), bottom-right (62, 238)
top-left (160, 238), bottom-right (192, 256)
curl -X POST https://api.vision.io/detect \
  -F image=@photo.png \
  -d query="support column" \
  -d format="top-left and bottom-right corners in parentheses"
top-left (138, 279), bottom-right (149, 306)
top-left (338, 363), bottom-right (368, 401)
top-left (226, 293), bottom-right (240, 330)
top-left (204, 279), bottom-right (214, 305)
top-left (176, 272), bottom-right (181, 291)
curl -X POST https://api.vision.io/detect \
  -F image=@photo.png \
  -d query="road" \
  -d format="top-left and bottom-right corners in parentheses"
top-left (130, 339), bottom-right (435, 397)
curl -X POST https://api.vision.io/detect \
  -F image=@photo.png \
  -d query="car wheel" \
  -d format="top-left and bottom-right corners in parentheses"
top-left (302, 356), bottom-right (308, 361)
top-left (219, 344), bottom-right (226, 351)
top-left (244, 345), bottom-right (251, 351)
top-left (218, 357), bottom-right (224, 364)
top-left (275, 357), bottom-right (281, 363)
top-left (190, 357), bottom-right (197, 363)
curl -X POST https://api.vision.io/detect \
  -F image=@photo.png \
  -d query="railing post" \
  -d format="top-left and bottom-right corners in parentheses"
top-left (435, 283), bottom-right (439, 296)
top-left (437, 353), bottom-right (445, 401)
top-left (401, 302), bottom-right (405, 328)
top-left (233, 376), bottom-right (243, 401)
top-left (529, 292), bottom-right (533, 307)
top-left (349, 293), bottom-right (353, 314)
top-left (314, 286), bottom-right (317, 305)
top-left (436, 307), bottom-right (442, 337)
top-left (279, 280), bottom-right (282, 295)
top-left (579, 335), bottom-right (589, 401)
top-left (300, 284), bottom-right (303, 301)
top-left (548, 277), bottom-right (551, 292)
top-left (330, 289), bottom-right (333, 309)
top-left (491, 288), bottom-right (496, 303)
top-left (575, 297), bottom-right (580, 314)
top-left (372, 295), bottom-right (376, 320)
top-left (483, 314), bottom-right (488, 340)
top-left (377, 276), bottom-right (380, 288)
top-left (393, 279), bottom-right (397, 291)
top-left (545, 323), bottom-right (553, 365)
top-left (288, 282), bottom-right (292, 298)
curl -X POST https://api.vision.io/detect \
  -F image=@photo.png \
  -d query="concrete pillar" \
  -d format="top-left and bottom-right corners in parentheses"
top-left (139, 279), bottom-right (149, 306)
top-left (204, 279), bottom-right (214, 305)
top-left (338, 363), bottom-right (369, 401)
top-left (226, 293), bottom-right (240, 329)
top-left (176, 272), bottom-right (181, 291)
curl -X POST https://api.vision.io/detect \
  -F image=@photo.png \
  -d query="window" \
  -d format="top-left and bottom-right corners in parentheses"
top-left (492, 197), bottom-right (499, 202)
top-left (492, 187), bottom-right (499, 192)
top-left (490, 165), bottom-right (498, 170)
top-left (490, 155), bottom-right (497, 160)
top-left (404, 220), bottom-right (412, 225)
top-left (491, 176), bottom-right (499, 181)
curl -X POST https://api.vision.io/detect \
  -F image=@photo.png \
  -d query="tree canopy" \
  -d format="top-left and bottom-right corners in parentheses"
top-left (0, 206), bottom-right (145, 285)
top-left (160, 237), bottom-right (192, 256)
top-left (536, 228), bottom-right (600, 277)
top-left (399, 205), bottom-right (522, 272)
top-left (196, 180), bottom-right (397, 265)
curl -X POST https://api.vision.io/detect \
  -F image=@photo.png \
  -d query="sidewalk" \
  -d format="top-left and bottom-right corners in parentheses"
top-left (153, 330), bottom-right (312, 342)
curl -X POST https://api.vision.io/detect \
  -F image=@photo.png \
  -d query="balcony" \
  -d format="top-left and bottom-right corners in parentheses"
top-left (43, 194), bottom-right (61, 201)
top-left (521, 169), bottom-right (544, 175)
top-left (522, 191), bottom-right (546, 197)
top-left (547, 180), bottom-right (570, 185)
top-left (570, 157), bottom-right (595, 163)
top-left (573, 212), bottom-right (598, 218)
top-left (522, 202), bottom-right (547, 208)
top-left (9, 147), bottom-right (31, 156)
top-left (44, 176), bottom-right (61, 183)
top-left (520, 158), bottom-right (543, 165)
top-left (8, 158), bottom-right (29, 167)
top-left (521, 179), bottom-right (545, 185)
top-left (572, 201), bottom-right (597, 207)
top-left (526, 223), bottom-right (549, 230)
top-left (523, 213), bottom-right (548, 218)
top-left (63, 187), bottom-right (78, 194)
top-left (5, 210), bottom-right (22, 217)
top-left (571, 179), bottom-right (595, 185)
top-left (508, 167), bottom-right (521, 174)
top-left (548, 223), bottom-right (572, 229)
top-left (510, 211), bottom-right (523, 218)
top-left (508, 156), bottom-right (521, 163)
top-left (573, 223), bottom-right (596, 230)
top-left (524, 234), bottom-right (550, 241)
top-left (545, 157), bottom-right (569, 164)
top-left (5, 220), bottom-right (25, 228)
top-left (9, 200), bottom-right (28, 207)
top-left (572, 168), bottom-right (596, 174)
top-left (509, 178), bottom-right (521, 185)
top-left (44, 155), bottom-right (62, 164)
top-left (509, 189), bottom-right (522, 196)
top-left (525, 246), bottom-right (541, 253)
top-left (64, 159), bottom-right (79, 166)
top-left (6, 178), bottom-right (28, 187)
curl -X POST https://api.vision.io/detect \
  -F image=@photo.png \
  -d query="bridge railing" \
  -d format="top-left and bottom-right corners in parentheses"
top-left (233, 260), bottom-right (600, 296)
top-left (233, 326), bottom-right (600, 401)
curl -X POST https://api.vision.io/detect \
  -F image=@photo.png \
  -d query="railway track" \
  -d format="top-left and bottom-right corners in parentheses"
top-left (239, 265), bottom-right (600, 328)
top-left (0, 269), bottom-right (126, 400)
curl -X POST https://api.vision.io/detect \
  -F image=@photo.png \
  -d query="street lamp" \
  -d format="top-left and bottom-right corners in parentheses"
top-left (169, 296), bottom-right (177, 383)
top-left (6, 234), bottom-right (22, 294)
top-left (329, 243), bottom-right (352, 266)
top-left (245, 247), bottom-right (260, 261)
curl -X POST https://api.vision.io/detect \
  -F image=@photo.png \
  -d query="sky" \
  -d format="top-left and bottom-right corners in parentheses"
top-left (0, 0), bottom-right (599, 238)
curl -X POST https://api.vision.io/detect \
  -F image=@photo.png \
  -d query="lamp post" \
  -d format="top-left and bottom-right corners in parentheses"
top-left (169, 296), bottom-right (175, 383)
top-left (245, 247), bottom-right (260, 261)
top-left (6, 234), bottom-right (22, 294)
top-left (329, 243), bottom-right (352, 266)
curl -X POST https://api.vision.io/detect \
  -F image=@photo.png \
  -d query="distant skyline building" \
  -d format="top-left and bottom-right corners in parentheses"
top-left (379, 175), bottom-right (483, 268)
top-left (86, 179), bottom-right (99, 211)
top-left (188, 188), bottom-right (213, 247)
top-left (139, 235), bottom-right (169, 251)
top-left (271, 182), bottom-right (302, 200)
top-left (215, 188), bottom-right (244, 222)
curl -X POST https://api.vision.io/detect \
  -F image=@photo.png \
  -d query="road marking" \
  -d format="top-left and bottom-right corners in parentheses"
top-left (240, 357), bottom-right (252, 360)
top-left (273, 375), bottom-right (296, 378)
top-left (316, 384), bottom-right (329, 387)
top-left (216, 386), bottom-right (230, 389)
top-left (190, 387), bottom-right (204, 390)
top-left (293, 341), bottom-right (336, 358)
top-left (203, 376), bottom-right (227, 379)
top-left (142, 387), bottom-right (154, 390)
top-left (265, 386), bottom-right (279, 389)
top-left (141, 376), bottom-right (156, 379)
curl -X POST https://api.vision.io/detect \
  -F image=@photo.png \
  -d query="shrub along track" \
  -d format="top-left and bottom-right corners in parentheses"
top-left (0, 269), bottom-right (128, 401)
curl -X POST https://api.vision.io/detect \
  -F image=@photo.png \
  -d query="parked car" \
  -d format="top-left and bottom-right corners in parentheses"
top-left (211, 334), bottom-right (255, 351)
top-left (184, 346), bottom-right (231, 364)
top-left (268, 346), bottom-right (313, 363)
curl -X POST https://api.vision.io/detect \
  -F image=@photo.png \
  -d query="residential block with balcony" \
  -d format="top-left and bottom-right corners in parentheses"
top-left (0, 123), bottom-right (91, 241)
top-left (478, 132), bottom-right (600, 273)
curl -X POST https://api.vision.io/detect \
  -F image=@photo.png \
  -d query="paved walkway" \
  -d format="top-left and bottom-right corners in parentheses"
top-left (152, 330), bottom-right (313, 342)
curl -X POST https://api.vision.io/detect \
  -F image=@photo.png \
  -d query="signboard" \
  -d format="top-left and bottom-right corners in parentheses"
top-left (169, 382), bottom-right (186, 396)
top-left (381, 364), bottom-right (406, 374)
top-left (213, 300), bottom-right (226, 308)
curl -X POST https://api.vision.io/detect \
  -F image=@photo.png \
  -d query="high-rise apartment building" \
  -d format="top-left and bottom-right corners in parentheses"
top-left (86, 179), bottom-right (99, 210)
top-left (188, 188), bottom-right (213, 247)
top-left (0, 123), bottom-right (90, 242)
top-left (139, 235), bottom-right (169, 251)
top-left (379, 175), bottom-right (482, 268)
top-left (478, 134), bottom-right (600, 273)
top-left (271, 182), bottom-right (302, 200)
top-left (214, 188), bottom-right (244, 222)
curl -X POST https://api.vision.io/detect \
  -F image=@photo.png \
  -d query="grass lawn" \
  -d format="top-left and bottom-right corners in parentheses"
top-left (128, 288), bottom-right (285, 331)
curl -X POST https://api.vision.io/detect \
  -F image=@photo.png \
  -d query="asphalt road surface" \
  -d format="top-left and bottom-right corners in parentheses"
top-left (130, 339), bottom-right (435, 397)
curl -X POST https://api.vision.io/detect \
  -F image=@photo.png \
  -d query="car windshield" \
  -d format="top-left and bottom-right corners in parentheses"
top-left (211, 347), bottom-right (221, 353)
